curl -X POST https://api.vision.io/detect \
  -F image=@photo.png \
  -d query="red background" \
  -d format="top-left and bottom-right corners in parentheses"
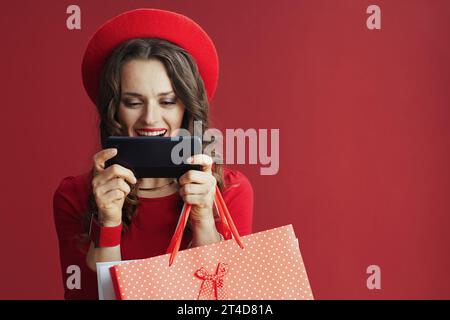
top-left (0, 0), bottom-right (449, 299)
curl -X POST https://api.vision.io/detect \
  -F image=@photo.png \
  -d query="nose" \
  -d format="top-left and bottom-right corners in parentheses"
top-left (142, 100), bottom-right (161, 124)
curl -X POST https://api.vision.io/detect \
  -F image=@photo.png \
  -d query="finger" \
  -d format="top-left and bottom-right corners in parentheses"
top-left (181, 194), bottom-right (211, 207)
top-left (103, 164), bottom-right (137, 185)
top-left (186, 154), bottom-right (213, 173)
top-left (179, 183), bottom-right (210, 197)
top-left (92, 164), bottom-right (137, 189)
top-left (93, 148), bottom-right (117, 173)
top-left (96, 177), bottom-right (131, 198)
top-left (178, 170), bottom-right (213, 186)
top-left (102, 189), bottom-right (127, 203)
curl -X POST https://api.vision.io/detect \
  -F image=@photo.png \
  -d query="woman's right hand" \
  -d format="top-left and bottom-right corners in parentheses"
top-left (92, 148), bottom-right (137, 226)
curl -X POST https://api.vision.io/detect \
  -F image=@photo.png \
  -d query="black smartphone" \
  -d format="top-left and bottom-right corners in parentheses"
top-left (104, 136), bottom-right (203, 178)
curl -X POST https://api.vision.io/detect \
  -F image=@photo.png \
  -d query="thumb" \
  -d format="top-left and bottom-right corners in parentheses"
top-left (186, 154), bottom-right (213, 173)
top-left (93, 148), bottom-right (117, 173)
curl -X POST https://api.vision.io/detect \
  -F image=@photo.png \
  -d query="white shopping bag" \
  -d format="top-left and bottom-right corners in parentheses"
top-left (96, 239), bottom-right (300, 300)
top-left (96, 260), bottom-right (138, 300)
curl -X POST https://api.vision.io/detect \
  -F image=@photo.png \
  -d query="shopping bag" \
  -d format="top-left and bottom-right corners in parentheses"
top-left (97, 240), bottom-right (302, 300)
top-left (109, 186), bottom-right (314, 300)
top-left (97, 260), bottom-right (138, 300)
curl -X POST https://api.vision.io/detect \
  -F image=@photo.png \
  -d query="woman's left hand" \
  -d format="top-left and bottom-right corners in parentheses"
top-left (178, 154), bottom-right (217, 226)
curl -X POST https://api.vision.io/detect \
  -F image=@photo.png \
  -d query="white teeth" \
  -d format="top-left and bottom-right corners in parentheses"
top-left (136, 129), bottom-right (167, 136)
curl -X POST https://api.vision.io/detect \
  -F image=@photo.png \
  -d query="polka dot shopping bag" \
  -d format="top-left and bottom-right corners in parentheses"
top-left (109, 186), bottom-right (314, 300)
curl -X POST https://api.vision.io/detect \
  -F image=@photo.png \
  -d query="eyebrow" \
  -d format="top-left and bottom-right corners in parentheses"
top-left (122, 91), bottom-right (175, 97)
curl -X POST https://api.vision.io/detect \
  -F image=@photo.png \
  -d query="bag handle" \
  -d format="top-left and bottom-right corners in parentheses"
top-left (167, 185), bottom-right (244, 266)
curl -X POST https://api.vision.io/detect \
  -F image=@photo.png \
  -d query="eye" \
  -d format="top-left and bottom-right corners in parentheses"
top-left (124, 101), bottom-right (143, 108)
top-left (160, 100), bottom-right (177, 106)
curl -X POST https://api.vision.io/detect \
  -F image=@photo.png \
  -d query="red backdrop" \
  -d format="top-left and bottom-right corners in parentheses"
top-left (0, 0), bottom-right (449, 299)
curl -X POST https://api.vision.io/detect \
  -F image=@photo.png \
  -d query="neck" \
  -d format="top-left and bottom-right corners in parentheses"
top-left (136, 177), bottom-right (179, 198)
top-left (136, 177), bottom-right (174, 189)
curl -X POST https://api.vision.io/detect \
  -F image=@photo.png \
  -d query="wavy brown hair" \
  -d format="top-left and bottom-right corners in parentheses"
top-left (80, 38), bottom-right (225, 244)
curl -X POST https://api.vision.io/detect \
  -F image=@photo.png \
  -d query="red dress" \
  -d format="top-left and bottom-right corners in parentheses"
top-left (53, 167), bottom-right (254, 300)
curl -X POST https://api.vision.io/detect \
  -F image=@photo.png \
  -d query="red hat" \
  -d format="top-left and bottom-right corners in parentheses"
top-left (81, 8), bottom-right (219, 104)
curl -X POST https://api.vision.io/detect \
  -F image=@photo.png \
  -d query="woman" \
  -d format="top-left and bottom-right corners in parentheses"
top-left (53, 9), bottom-right (254, 300)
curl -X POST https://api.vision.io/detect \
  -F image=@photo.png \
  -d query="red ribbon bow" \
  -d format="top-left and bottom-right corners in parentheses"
top-left (194, 262), bottom-right (229, 300)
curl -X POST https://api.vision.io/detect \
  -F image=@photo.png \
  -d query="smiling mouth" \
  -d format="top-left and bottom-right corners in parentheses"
top-left (135, 129), bottom-right (168, 137)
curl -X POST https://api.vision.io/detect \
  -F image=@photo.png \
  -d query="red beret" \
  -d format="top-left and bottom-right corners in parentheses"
top-left (81, 8), bottom-right (219, 104)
